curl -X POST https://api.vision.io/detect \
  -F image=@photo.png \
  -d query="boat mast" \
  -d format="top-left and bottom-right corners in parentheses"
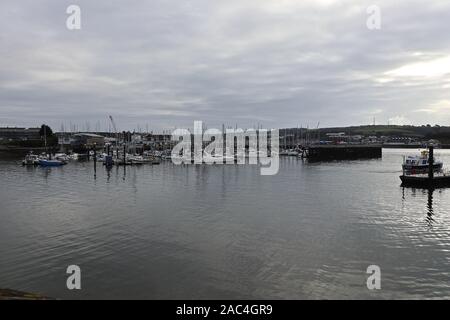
top-left (44, 125), bottom-right (49, 159)
top-left (44, 125), bottom-right (47, 149)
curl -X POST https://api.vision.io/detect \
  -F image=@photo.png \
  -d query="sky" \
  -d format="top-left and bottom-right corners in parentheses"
top-left (1, 0), bottom-right (450, 131)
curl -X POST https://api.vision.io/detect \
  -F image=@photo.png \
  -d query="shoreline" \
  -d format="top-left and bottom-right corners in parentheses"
top-left (0, 288), bottom-right (52, 300)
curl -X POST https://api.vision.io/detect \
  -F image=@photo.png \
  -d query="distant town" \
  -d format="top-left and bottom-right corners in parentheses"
top-left (1, 123), bottom-right (450, 155)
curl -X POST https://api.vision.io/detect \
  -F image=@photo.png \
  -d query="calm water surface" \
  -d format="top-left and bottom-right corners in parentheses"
top-left (1, 149), bottom-right (450, 299)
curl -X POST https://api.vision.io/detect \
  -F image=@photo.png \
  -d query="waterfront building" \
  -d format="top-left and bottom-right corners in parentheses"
top-left (0, 127), bottom-right (41, 141)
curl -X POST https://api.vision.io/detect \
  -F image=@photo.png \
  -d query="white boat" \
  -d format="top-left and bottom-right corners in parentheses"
top-left (38, 152), bottom-right (49, 160)
top-left (54, 153), bottom-right (69, 163)
top-left (69, 153), bottom-right (79, 160)
top-left (127, 155), bottom-right (145, 164)
top-left (96, 153), bottom-right (108, 162)
top-left (403, 150), bottom-right (443, 173)
top-left (22, 153), bottom-right (40, 165)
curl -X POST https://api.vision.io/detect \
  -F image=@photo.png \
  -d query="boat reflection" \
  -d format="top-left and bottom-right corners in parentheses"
top-left (426, 188), bottom-right (435, 227)
top-left (402, 187), bottom-right (436, 227)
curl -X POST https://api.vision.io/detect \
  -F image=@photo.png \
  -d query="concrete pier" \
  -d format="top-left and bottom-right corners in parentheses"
top-left (307, 144), bottom-right (382, 161)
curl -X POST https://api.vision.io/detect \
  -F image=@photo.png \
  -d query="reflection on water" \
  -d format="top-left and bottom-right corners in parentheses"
top-left (427, 189), bottom-right (435, 227)
top-left (402, 187), bottom-right (436, 227)
top-left (1, 149), bottom-right (450, 299)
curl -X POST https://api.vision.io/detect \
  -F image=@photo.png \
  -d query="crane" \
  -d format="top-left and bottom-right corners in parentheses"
top-left (109, 115), bottom-right (119, 145)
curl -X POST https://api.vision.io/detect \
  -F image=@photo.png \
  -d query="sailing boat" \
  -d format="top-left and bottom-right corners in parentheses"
top-left (39, 159), bottom-right (66, 166)
top-left (38, 125), bottom-right (66, 167)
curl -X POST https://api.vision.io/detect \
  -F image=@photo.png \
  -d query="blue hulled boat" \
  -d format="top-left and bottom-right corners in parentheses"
top-left (38, 159), bottom-right (66, 167)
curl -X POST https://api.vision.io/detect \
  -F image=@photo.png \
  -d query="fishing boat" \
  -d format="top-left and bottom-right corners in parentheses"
top-left (22, 152), bottom-right (40, 165)
top-left (400, 146), bottom-right (450, 188)
top-left (402, 150), bottom-right (443, 173)
top-left (38, 159), bottom-right (66, 167)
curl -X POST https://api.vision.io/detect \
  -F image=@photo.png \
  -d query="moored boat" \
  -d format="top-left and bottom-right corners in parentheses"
top-left (22, 152), bottom-right (40, 165)
top-left (54, 153), bottom-right (69, 163)
top-left (402, 150), bottom-right (443, 173)
top-left (69, 153), bottom-right (79, 161)
top-left (400, 146), bottom-right (450, 188)
top-left (38, 159), bottom-right (66, 167)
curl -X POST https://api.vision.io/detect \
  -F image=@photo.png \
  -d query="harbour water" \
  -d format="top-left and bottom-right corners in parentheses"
top-left (1, 149), bottom-right (450, 299)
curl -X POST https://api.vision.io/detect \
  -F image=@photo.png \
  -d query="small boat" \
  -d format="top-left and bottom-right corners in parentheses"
top-left (39, 159), bottom-right (66, 167)
top-left (127, 155), bottom-right (145, 165)
top-left (203, 152), bottom-right (229, 164)
top-left (402, 150), bottom-right (443, 173)
top-left (22, 153), bottom-right (40, 165)
top-left (113, 154), bottom-right (144, 165)
top-left (39, 152), bottom-right (49, 160)
top-left (96, 153), bottom-right (108, 162)
top-left (54, 153), bottom-right (69, 163)
top-left (69, 153), bottom-right (79, 161)
top-left (141, 155), bottom-right (161, 165)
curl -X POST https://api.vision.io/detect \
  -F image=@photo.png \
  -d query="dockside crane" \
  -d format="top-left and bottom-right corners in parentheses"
top-left (109, 115), bottom-right (119, 145)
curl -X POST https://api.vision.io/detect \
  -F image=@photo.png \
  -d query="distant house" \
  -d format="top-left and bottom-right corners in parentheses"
top-left (144, 133), bottom-right (172, 143)
top-left (0, 127), bottom-right (41, 141)
top-left (325, 132), bottom-right (349, 144)
top-left (326, 132), bottom-right (346, 138)
top-left (57, 132), bottom-right (73, 146)
top-left (140, 133), bottom-right (174, 150)
top-left (72, 133), bottom-right (105, 150)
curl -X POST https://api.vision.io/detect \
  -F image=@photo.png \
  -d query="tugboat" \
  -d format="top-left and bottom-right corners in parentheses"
top-left (402, 150), bottom-right (443, 173)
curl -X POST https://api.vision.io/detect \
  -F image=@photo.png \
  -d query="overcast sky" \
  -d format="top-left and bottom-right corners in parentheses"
top-left (1, 0), bottom-right (450, 131)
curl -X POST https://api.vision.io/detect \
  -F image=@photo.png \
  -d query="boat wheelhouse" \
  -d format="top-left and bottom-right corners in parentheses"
top-left (402, 150), bottom-right (443, 173)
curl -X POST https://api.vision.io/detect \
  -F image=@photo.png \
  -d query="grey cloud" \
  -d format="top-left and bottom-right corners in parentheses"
top-left (1, 0), bottom-right (450, 131)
